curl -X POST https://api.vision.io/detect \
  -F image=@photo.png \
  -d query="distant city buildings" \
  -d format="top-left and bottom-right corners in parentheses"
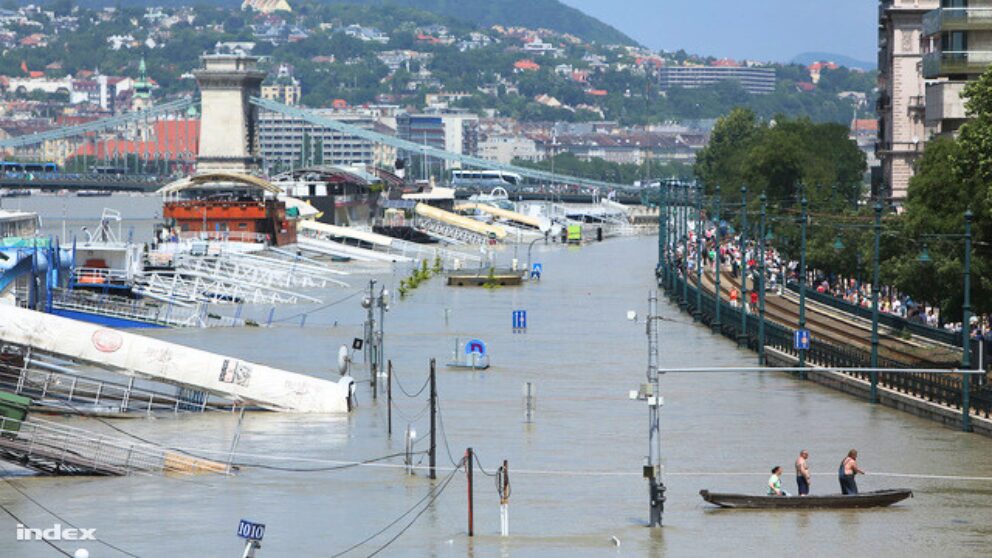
top-left (876, 0), bottom-right (938, 206)
top-left (261, 64), bottom-right (301, 106)
top-left (258, 108), bottom-right (398, 173)
top-left (242, 0), bottom-right (292, 14)
top-left (658, 65), bottom-right (776, 95)
top-left (396, 112), bottom-right (480, 170)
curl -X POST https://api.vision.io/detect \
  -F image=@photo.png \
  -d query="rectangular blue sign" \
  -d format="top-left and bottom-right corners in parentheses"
top-left (237, 519), bottom-right (266, 541)
top-left (512, 310), bottom-right (527, 329)
top-left (794, 329), bottom-right (810, 351)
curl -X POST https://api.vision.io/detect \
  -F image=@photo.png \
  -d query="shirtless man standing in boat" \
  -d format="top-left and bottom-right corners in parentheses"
top-left (795, 450), bottom-right (811, 496)
top-left (839, 449), bottom-right (866, 495)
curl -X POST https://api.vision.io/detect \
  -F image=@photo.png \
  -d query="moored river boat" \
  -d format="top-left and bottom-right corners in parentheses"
top-left (699, 489), bottom-right (912, 509)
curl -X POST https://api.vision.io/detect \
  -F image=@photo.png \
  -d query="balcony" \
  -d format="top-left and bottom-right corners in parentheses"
top-left (925, 81), bottom-right (967, 123)
top-left (923, 7), bottom-right (992, 36)
top-left (922, 50), bottom-right (992, 78)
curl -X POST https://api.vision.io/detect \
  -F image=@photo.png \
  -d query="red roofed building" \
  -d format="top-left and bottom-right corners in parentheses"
top-left (808, 61), bottom-right (839, 84)
top-left (796, 81), bottom-right (816, 92)
top-left (585, 89), bottom-right (608, 97)
top-left (513, 59), bottom-right (541, 72)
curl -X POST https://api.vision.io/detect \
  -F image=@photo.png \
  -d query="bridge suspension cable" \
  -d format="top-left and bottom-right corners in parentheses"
top-left (0, 98), bottom-right (194, 150)
top-left (249, 96), bottom-right (632, 192)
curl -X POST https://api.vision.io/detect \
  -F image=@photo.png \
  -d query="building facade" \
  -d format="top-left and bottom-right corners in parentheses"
top-left (395, 112), bottom-right (479, 172)
top-left (658, 65), bottom-right (776, 94)
top-left (258, 110), bottom-right (396, 174)
top-left (921, 0), bottom-right (992, 136)
top-left (261, 63), bottom-right (302, 106)
top-left (877, 0), bottom-right (939, 206)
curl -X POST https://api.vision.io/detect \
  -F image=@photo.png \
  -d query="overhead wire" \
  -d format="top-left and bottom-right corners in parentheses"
top-left (364, 460), bottom-right (463, 558)
top-left (0, 499), bottom-right (73, 557)
top-left (269, 289), bottom-right (364, 324)
top-left (0, 464), bottom-right (141, 557)
top-left (434, 398), bottom-right (461, 468)
top-left (391, 367), bottom-right (430, 398)
top-left (329, 460), bottom-right (463, 558)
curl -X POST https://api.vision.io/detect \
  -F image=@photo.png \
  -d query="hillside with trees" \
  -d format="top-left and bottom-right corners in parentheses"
top-left (69, 0), bottom-right (636, 45)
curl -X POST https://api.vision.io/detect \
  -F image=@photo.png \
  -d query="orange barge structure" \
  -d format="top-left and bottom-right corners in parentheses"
top-left (159, 172), bottom-right (296, 246)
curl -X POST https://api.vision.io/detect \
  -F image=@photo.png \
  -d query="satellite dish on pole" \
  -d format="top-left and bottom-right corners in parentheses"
top-left (337, 345), bottom-right (350, 375)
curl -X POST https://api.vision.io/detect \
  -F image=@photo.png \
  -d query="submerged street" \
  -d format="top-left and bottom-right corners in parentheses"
top-left (0, 199), bottom-right (989, 557)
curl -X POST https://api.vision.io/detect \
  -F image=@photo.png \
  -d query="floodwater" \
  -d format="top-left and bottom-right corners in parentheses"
top-left (1, 196), bottom-right (991, 557)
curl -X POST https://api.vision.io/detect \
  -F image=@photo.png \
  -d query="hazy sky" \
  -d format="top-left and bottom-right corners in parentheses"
top-left (561, 0), bottom-right (877, 63)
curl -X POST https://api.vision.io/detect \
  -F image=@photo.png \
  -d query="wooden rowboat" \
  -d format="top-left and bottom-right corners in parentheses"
top-left (699, 489), bottom-right (912, 509)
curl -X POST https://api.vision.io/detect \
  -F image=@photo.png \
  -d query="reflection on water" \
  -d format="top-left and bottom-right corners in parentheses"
top-left (0, 198), bottom-right (990, 557)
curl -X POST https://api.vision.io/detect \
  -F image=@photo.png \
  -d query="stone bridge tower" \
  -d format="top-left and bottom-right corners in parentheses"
top-left (193, 54), bottom-right (266, 174)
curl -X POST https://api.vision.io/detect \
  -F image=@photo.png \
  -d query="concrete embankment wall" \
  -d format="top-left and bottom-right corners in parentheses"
top-left (765, 347), bottom-right (992, 437)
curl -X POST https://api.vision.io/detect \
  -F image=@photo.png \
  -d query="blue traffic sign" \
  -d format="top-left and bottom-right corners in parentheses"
top-left (794, 329), bottom-right (811, 351)
top-left (512, 310), bottom-right (527, 329)
top-left (465, 338), bottom-right (487, 356)
top-left (531, 263), bottom-right (543, 279)
top-left (237, 519), bottom-right (266, 541)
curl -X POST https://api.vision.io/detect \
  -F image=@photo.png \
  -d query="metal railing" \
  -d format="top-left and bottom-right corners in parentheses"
top-left (50, 288), bottom-right (238, 328)
top-left (783, 282), bottom-right (961, 346)
top-left (0, 415), bottom-right (226, 476)
top-left (663, 272), bottom-right (992, 419)
top-left (923, 50), bottom-right (992, 79)
top-left (0, 357), bottom-right (227, 414)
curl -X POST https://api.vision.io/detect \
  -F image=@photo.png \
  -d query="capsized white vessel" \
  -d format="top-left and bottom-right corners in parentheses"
top-left (0, 305), bottom-right (353, 413)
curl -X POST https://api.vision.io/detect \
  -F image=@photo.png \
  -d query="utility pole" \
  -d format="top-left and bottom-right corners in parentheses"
top-left (387, 360), bottom-right (393, 438)
top-left (642, 291), bottom-right (665, 526)
top-left (429, 358), bottom-right (437, 480)
top-left (798, 197), bottom-right (808, 377)
top-left (466, 447), bottom-right (474, 537)
top-left (362, 281), bottom-right (388, 399)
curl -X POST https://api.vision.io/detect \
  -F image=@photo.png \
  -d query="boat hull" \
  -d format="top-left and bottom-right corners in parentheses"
top-left (699, 489), bottom-right (912, 509)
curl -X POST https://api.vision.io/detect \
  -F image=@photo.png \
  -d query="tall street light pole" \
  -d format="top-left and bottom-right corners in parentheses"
top-left (870, 202), bottom-right (882, 403)
top-left (758, 194), bottom-right (767, 364)
top-left (681, 184), bottom-right (690, 310)
top-left (713, 186), bottom-right (722, 333)
top-left (694, 184), bottom-right (703, 321)
top-left (739, 186), bottom-right (748, 344)
top-left (798, 197), bottom-right (808, 377)
top-left (658, 182), bottom-right (666, 284)
top-left (962, 209), bottom-right (973, 432)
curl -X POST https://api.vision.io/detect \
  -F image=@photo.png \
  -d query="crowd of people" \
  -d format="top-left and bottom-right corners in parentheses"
top-left (667, 223), bottom-right (992, 338)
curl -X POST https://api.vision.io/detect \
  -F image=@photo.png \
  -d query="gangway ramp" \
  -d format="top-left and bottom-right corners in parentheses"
top-left (456, 202), bottom-right (548, 231)
top-left (415, 203), bottom-right (507, 244)
top-left (0, 306), bottom-right (354, 413)
top-left (0, 416), bottom-right (226, 476)
top-left (298, 220), bottom-right (481, 265)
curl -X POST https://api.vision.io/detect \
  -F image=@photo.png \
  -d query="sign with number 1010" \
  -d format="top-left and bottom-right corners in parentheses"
top-left (237, 519), bottom-right (265, 541)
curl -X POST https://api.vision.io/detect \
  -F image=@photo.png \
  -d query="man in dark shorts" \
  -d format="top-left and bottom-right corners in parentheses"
top-left (838, 449), bottom-right (866, 495)
top-left (795, 449), bottom-right (811, 496)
